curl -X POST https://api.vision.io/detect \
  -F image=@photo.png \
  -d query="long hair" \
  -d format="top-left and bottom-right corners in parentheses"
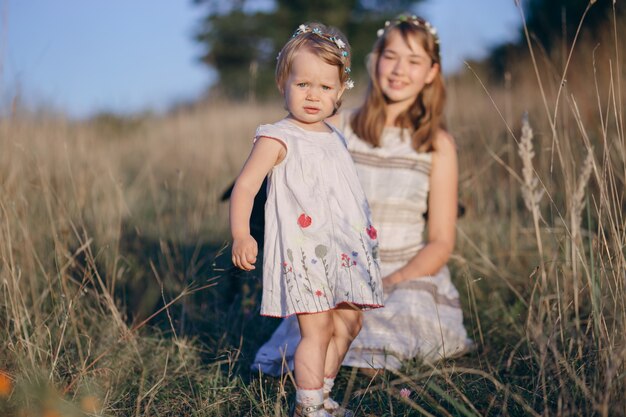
top-left (351, 16), bottom-right (445, 152)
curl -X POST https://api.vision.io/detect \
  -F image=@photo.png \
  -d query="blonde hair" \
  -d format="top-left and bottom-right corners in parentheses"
top-left (351, 16), bottom-right (445, 152)
top-left (275, 23), bottom-right (352, 110)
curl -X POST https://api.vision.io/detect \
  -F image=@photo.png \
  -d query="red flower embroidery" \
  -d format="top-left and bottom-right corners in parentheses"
top-left (315, 290), bottom-right (324, 297)
top-left (366, 225), bottom-right (377, 240)
top-left (297, 213), bottom-right (312, 228)
top-left (341, 253), bottom-right (355, 268)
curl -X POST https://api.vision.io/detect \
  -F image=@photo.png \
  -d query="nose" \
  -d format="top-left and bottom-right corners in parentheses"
top-left (392, 58), bottom-right (406, 75)
top-left (306, 87), bottom-right (320, 101)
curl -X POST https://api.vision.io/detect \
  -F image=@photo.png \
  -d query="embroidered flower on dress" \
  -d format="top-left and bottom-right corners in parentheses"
top-left (341, 253), bottom-right (355, 268)
top-left (366, 225), bottom-right (378, 240)
top-left (297, 213), bottom-right (312, 228)
top-left (315, 290), bottom-right (324, 297)
top-left (315, 244), bottom-right (328, 258)
top-left (281, 261), bottom-right (293, 273)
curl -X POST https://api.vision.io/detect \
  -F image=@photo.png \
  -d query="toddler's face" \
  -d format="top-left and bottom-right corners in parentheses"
top-left (283, 48), bottom-right (344, 130)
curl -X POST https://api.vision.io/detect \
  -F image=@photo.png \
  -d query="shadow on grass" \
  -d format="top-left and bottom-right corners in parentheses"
top-left (112, 222), bottom-right (281, 381)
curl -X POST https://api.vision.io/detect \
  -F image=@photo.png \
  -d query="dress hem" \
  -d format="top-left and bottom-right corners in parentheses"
top-left (260, 302), bottom-right (384, 319)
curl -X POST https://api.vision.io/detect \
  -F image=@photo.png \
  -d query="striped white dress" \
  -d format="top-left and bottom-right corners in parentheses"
top-left (252, 114), bottom-right (471, 373)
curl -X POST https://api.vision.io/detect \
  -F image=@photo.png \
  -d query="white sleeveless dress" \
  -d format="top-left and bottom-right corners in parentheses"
top-left (257, 119), bottom-right (383, 318)
top-left (252, 114), bottom-right (471, 372)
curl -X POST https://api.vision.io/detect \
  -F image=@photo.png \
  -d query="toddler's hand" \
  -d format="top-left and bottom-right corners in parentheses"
top-left (232, 234), bottom-right (258, 271)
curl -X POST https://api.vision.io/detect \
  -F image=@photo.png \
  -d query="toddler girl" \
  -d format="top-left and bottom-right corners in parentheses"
top-left (230, 22), bottom-right (383, 417)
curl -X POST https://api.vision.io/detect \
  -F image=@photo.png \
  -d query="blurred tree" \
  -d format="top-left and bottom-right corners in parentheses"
top-left (523, 0), bottom-right (613, 50)
top-left (193, 0), bottom-right (421, 99)
top-left (489, 0), bottom-right (615, 76)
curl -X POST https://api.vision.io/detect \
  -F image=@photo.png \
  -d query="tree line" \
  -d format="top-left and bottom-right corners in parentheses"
top-left (192, 0), bottom-right (616, 99)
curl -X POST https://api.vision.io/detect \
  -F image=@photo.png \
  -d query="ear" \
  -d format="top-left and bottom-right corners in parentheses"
top-left (425, 62), bottom-right (440, 85)
top-left (337, 84), bottom-right (346, 100)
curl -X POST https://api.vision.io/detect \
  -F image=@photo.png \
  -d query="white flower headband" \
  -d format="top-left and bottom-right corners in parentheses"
top-left (291, 24), bottom-right (355, 89)
top-left (377, 14), bottom-right (439, 45)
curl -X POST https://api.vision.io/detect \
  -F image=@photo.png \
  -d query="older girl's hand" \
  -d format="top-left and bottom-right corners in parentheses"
top-left (232, 234), bottom-right (258, 271)
top-left (382, 270), bottom-right (405, 292)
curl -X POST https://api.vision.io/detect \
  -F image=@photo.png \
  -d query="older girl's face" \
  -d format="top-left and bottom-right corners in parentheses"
top-left (376, 29), bottom-right (439, 109)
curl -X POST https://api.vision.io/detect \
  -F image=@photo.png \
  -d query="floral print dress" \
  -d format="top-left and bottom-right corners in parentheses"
top-left (257, 119), bottom-right (383, 317)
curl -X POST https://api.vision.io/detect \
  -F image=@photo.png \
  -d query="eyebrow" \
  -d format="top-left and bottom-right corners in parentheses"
top-left (383, 49), bottom-right (427, 60)
top-left (292, 77), bottom-right (339, 85)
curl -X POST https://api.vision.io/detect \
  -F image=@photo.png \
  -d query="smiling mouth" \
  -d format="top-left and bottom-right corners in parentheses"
top-left (388, 79), bottom-right (406, 88)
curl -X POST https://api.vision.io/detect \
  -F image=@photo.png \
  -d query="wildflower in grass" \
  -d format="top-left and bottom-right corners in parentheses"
top-left (0, 371), bottom-right (12, 397)
top-left (399, 387), bottom-right (411, 398)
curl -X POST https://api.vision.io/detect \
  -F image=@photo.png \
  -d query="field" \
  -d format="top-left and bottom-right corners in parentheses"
top-left (1, 11), bottom-right (625, 417)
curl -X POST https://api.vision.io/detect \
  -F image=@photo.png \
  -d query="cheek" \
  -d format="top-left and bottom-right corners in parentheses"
top-left (377, 61), bottom-right (391, 78)
top-left (286, 89), bottom-right (301, 102)
top-left (410, 68), bottom-right (430, 84)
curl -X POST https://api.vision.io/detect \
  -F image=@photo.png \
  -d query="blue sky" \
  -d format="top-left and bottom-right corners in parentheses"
top-left (2, 0), bottom-right (520, 119)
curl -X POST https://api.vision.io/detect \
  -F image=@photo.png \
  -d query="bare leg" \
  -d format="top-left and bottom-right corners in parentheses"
top-left (323, 339), bottom-right (340, 379)
top-left (324, 305), bottom-right (362, 377)
top-left (317, 305), bottom-right (361, 416)
top-left (295, 311), bottom-right (334, 389)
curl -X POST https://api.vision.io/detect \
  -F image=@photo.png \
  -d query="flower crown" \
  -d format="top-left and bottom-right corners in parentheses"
top-left (376, 14), bottom-right (440, 45)
top-left (292, 24), bottom-right (355, 89)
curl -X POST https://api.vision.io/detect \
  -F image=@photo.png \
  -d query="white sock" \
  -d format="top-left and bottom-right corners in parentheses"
top-left (323, 376), bottom-right (339, 410)
top-left (296, 387), bottom-right (328, 416)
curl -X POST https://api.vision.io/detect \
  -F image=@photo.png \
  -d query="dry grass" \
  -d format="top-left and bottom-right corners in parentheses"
top-left (1, 6), bottom-right (625, 417)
